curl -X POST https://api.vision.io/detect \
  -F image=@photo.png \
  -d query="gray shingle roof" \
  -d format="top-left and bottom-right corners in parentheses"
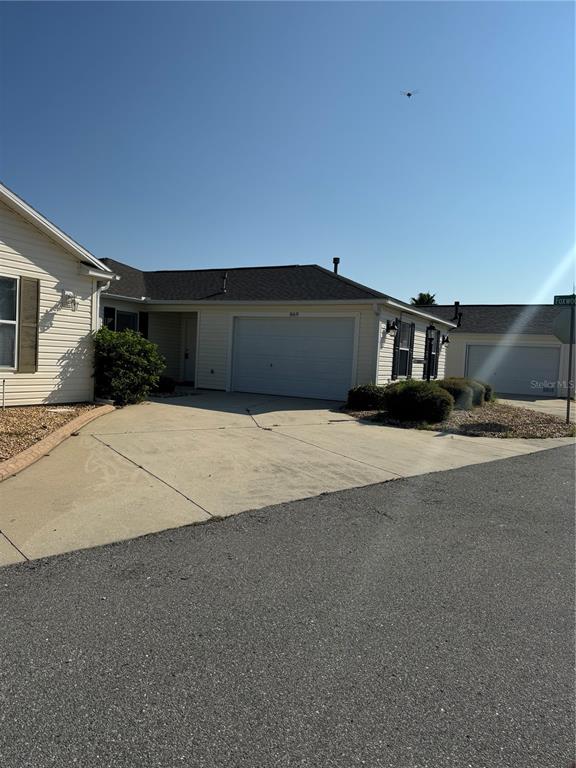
top-left (101, 259), bottom-right (388, 302)
top-left (422, 304), bottom-right (566, 335)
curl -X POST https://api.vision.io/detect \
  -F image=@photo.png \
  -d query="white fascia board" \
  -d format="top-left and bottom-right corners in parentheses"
top-left (382, 299), bottom-right (458, 328)
top-left (80, 266), bottom-right (120, 281)
top-left (0, 182), bottom-right (113, 273)
top-left (104, 294), bottom-right (147, 303)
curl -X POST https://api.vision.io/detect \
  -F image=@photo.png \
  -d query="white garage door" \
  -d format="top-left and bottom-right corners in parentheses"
top-left (231, 316), bottom-right (356, 400)
top-left (466, 345), bottom-right (560, 396)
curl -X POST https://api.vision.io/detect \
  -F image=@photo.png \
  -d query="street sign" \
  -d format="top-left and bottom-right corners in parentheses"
top-left (554, 294), bottom-right (576, 306)
top-left (553, 295), bottom-right (576, 423)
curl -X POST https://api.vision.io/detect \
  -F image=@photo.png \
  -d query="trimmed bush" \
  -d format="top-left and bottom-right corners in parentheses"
top-left (444, 377), bottom-right (485, 407)
top-left (437, 379), bottom-right (474, 410)
top-left (93, 327), bottom-right (166, 406)
top-left (476, 380), bottom-right (495, 402)
top-left (346, 384), bottom-right (388, 410)
top-left (381, 380), bottom-right (454, 423)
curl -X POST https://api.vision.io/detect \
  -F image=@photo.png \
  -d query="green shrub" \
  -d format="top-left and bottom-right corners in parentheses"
top-left (93, 327), bottom-right (165, 406)
top-left (437, 379), bottom-right (474, 410)
top-left (475, 380), bottom-right (495, 402)
top-left (154, 375), bottom-right (177, 394)
top-left (444, 377), bottom-right (485, 407)
top-left (347, 384), bottom-right (388, 410)
top-left (381, 380), bottom-right (454, 423)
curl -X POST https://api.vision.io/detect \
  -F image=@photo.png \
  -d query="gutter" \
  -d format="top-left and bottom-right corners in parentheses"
top-left (80, 266), bottom-right (120, 282)
top-left (100, 295), bottom-right (456, 326)
top-left (102, 297), bottom-right (388, 306)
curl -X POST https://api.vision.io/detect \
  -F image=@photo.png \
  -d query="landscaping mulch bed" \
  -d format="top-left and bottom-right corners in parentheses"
top-left (345, 402), bottom-right (576, 439)
top-left (0, 404), bottom-right (96, 461)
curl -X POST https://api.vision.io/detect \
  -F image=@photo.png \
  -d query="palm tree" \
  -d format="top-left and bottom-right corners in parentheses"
top-left (410, 292), bottom-right (436, 306)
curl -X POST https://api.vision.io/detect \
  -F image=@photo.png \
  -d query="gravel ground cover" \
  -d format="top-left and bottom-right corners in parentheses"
top-left (346, 401), bottom-right (576, 439)
top-left (0, 404), bottom-right (96, 461)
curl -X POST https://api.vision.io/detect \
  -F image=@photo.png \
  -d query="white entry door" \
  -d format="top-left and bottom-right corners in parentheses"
top-left (466, 344), bottom-right (560, 396)
top-left (231, 316), bottom-right (356, 400)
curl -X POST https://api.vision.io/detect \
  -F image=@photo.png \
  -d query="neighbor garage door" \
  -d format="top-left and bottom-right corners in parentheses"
top-left (466, 345), bottom-right (560, 396)
top-left (231, 316), bottom-right (356, 400)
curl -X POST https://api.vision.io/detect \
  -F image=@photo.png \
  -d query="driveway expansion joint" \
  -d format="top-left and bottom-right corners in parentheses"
top-left (91, 435), bottom-right (215, 518)
top-left (0, 530), bottom-right (29, 562)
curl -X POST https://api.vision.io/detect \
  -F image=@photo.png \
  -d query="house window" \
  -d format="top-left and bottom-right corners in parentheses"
top-left (116, 311), bottom-right (139, 332)
top-left (0, 276), bottom-right (18, 368)
top-left (102, 306), bottom-right (139, 332)
top-left (103, 306), bottom-right (116, 329)
top-left (392, 320), bottom-right (415, 379)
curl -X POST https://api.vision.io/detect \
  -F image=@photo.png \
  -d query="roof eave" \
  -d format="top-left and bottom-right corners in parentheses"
top-left (382, 298), bottom-right (458, 328)
top-left (0, 182), bottom-right (112, 274)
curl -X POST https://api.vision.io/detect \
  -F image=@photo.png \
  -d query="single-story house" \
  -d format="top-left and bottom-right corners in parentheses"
top-left (99, 259), bottom-right (456, 401)
top-left (0, 182), bottom-right (454, 405)
top-left (425, 304), bottom-right (575, 398)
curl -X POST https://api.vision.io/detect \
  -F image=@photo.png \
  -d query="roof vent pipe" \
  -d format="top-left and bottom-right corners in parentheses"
top-left (222, 272), bottom-right (228, 294)
top-left (452, 300), bottom-right (460, 320)
top-left (333, 257), bottom-right (340, 274)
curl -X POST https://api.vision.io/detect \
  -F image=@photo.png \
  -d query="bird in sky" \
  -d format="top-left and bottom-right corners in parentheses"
top-left (401, 90), bottom-right (418, 98)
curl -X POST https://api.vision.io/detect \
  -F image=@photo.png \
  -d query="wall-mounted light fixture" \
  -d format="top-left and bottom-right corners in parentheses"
top-left (441, 334), bottom-right (450, 345)
top-left (424, 324), bottom-right (437, 382)
top-left (386, 319), bottom-right (399, 334)
top-left (60, 290), bottom-right (78, 311)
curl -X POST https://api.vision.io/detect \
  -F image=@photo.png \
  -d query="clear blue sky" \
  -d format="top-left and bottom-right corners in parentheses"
top-left (0, 1), bottom-right (573, 304)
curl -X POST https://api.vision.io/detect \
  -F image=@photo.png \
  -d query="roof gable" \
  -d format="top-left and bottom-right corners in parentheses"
top-left (0, 182), bottom-right (112, 273)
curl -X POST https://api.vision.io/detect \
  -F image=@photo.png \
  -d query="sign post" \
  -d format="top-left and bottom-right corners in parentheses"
top-left (554, 294), bottom-right (576, 424)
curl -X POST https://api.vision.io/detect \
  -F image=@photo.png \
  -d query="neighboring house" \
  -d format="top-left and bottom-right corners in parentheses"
top-left (425, 304), bottom-right (575, 397)
top-left (0, 183), bottom-right (116, 406)
top-left (101, 259), bottom-right (455, 401)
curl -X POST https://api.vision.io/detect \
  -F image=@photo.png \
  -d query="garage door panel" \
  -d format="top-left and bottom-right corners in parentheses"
top-left (232, 317), bottom-right (355, 400)
top-left (466, 345), bottom-right (560, 396)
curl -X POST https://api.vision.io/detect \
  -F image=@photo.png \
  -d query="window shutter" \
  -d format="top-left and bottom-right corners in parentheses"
top-left (138, 312), bottom-right (149, 339)
top-left (391, 319), bottom-right (401, 380)
top-left (17, 277), bottom-right (40, 373)
top-left (433, 330), bottom-right (441, 378)
top-left (406, 323), bottom-right (416, 377)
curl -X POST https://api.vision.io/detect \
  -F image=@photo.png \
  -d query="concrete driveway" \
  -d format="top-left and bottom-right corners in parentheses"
top-left (0, 392), bottom-right (572, 565)
top-left (500, 395), bottom-right (575, 422)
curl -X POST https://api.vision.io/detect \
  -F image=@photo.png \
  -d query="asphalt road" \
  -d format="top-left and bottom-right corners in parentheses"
top-left (0, 446), bottom-right (574, 768)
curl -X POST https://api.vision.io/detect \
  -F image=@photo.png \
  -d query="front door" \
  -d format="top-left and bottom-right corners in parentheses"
top-left (183, 316), bottom-right (197, 384)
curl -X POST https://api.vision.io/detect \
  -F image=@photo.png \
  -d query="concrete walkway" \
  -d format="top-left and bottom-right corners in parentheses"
top-left (499, 395), bottom-right (575, 422)
top-left (0, 392), bottom-right (573, 565)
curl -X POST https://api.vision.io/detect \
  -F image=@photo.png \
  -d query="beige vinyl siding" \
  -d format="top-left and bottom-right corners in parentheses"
top-left (376, 311), bottom-right (448, 385)
top-left (0, 200), bottom-right (97, 406)
top-left (195, 304), bottom-right (379, 392)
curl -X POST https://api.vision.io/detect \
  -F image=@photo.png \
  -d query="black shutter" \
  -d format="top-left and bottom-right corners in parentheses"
top-left (391, 319), bottom-right (401, 380)
top-left (17, 277), bottom-right (40, 373)
top-left (138, 311), bottom-right (149, 339)
top-left (103, 306), bottom-right (116, 330)
top-left (406, 323), bottom-right (415, 378)
top-left (433, 330), bottom-right (441, 378)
